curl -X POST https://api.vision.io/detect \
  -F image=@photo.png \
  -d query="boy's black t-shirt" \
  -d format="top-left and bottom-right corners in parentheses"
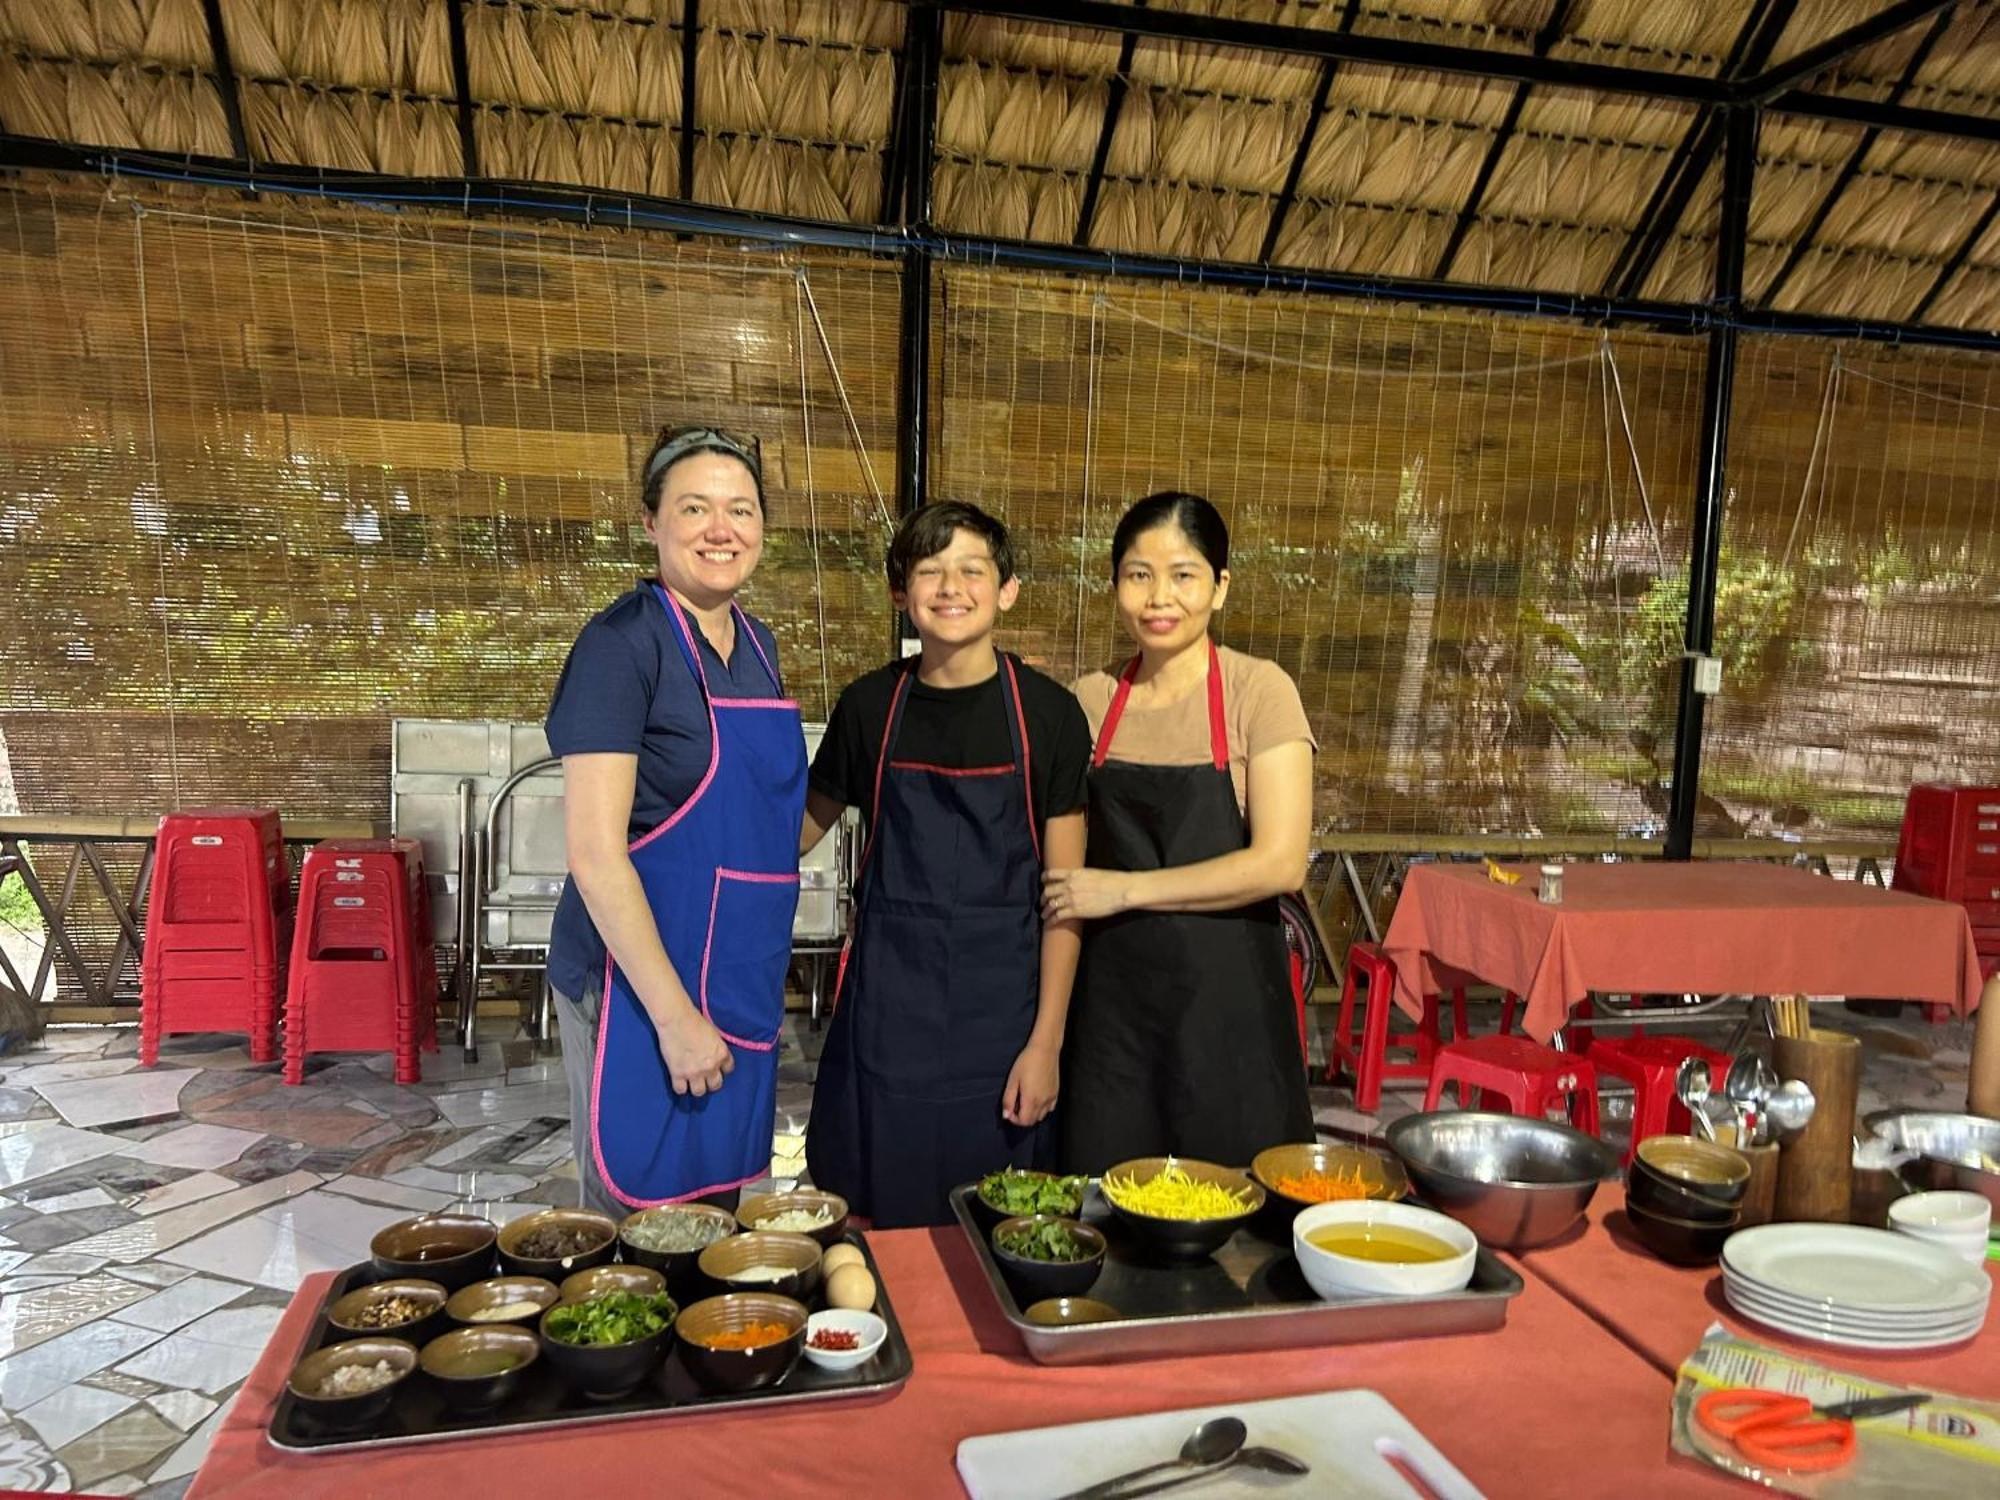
top-left (811, 656), bottom-right (1093, 834)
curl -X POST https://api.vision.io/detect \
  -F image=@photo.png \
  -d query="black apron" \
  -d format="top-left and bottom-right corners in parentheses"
top-left (807, 655), bottom-right (1053, 1227)
top-left (1061, 642), bottom-right (1314, 1174)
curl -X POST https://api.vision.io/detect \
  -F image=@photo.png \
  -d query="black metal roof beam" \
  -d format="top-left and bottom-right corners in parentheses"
top-left (1075, 2), bottom-right (1145, 247)
top-left (26, 137), bottom-right (2000, 352)
top-left (1908, 186), bottom-right (2000, 321)
top-left (200, 0), bottom-right (251, 165)
top-left (1757, 7), bottom-right (1953, 308)
top-left (879, 19), bottom-right (914, 222)
top-left (680, 0), bottom-right (700, 199)
top-left (1741, 0), bottom-right (1957, 101)
top-left (444, 0), bottom-right (479, 177)
top-left (1431, 0), bottom-right (1576, 281)
top-left (1767, 88), bottom-right (2000, 148)
top-left (1256, 0), bottom-right (1359, 266)
top-left (1601, 0), bottom-right (1795, 301)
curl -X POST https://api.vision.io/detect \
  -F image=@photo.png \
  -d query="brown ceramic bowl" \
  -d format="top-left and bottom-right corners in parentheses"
top-left (325, 1278), bottom-right (449, 1346)
top-left (676, 1293), bottom-right (807, 1394)
top-left (537, 1290), bottom-right (677, 1401)
top-left (1635, 1136), bottom-right (1751, 1204)
top-left (369, 1213), bottom-right (498, 1291)
top-left (991, 1216), bottom-right (1106, 1304)
top-left (444, 1275), bottom-right (560, 1328)
top-left (1023, 1296), bottom-right (1121, 1327)
top-left (559, 1263), bottom-right (666, 1304)
top-left (1625, 1199), bottom-right (1739, 1267)
top-left (1100, 1156), bottom-right (1266, 1261)
top-left (1252, 1142), bottom-right (1410, 1211)
top-left (734, 1189), bottom-right (850, 1249)
top-left (617, 1204), bottom-right (739, 1291)
top-left (970, 1169), bottom-right (1088, 1231)
top-left (496, 1208), bottom-right (618, 1279)
top-left (697, 1231), bottom-right (823, 1301)
top-left (418, 1325), bottom-right (539, 1410)
top-left (286, 1336), bottom-right (419, 1429)
top-left (1627, 1162), bottom-right (1740, 1224)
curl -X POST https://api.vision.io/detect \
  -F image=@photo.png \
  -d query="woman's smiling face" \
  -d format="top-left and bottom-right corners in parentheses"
top-left (1115, 522), bottom-right (1229, 656)
top-left (645, 451), bottom-right (764, 609)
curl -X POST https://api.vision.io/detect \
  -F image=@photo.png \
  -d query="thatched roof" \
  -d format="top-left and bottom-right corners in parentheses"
top-left (2, 1), bottom-right (1998, 329)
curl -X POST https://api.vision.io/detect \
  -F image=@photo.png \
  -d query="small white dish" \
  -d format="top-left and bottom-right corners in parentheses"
top-left (1889, 1190), bottom-right (1991, 1234)
top-left (1292, 1200), bottom-right (1476, 1300)
top-left (802, 1308), bottom-right (886, 1371)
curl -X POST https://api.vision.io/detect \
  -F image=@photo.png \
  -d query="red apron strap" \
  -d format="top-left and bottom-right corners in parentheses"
top-left (852, 666), bottom-right (914, 886)
top-left (1091, 642), bottom-right (1229, 773)
top-left (1001, 654), bottom-right (1040, 866)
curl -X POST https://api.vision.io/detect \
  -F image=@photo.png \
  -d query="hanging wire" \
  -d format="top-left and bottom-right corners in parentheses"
top-left (794, 269), bottom-right (832, 715)
top-left (797, 272), bottom-right (894, 538)
top-left (131, 204), bottom-right (183, 808)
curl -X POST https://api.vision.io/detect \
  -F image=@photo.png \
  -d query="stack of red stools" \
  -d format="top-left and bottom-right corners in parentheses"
top-left (1892, 784), bottom-right (2000, 1004)
top-left (283, 837), bottom-right (438, 1084)
top-left (141, 808), bottom-right (290, 1066)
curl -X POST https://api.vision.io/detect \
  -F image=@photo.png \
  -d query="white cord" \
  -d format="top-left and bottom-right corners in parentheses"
top-left (795, 270), bottom-right (832, 714)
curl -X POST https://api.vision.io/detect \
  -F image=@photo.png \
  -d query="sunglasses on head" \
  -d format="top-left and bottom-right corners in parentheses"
top-left (645, 425), bottom-right (764, 484)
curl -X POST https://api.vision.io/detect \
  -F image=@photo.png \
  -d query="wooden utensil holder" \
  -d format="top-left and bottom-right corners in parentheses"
top-left (1773, 1028), bottom-right (1860, 1224)
top-left (1737, 1143), bottom-right (1780, 1229)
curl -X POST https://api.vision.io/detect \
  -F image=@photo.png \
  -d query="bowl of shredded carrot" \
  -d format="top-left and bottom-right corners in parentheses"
top-left (676, 1292), bottom-right (808, 1393)
top-left (1251, 1142), bottom-right (1410, 1214)
top-left (1100, 1156), bottom-right (1266, 1260)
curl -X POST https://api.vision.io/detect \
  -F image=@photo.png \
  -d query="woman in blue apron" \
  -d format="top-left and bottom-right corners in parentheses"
top-left (1048, 492), bottom-right (1317, 1172)
top-left (546, 425), bottom-right (805, 1212)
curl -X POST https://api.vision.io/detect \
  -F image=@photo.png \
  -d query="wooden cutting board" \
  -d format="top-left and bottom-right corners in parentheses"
top-left (955, 1389), bottom-right (1484, 1499)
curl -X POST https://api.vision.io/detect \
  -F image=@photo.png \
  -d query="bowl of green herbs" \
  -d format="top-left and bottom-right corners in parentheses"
top-left (972, 1168), bottom-right (1088, 1231)
top-left (536, 1289), bottom-right (676, 1400)
top-left (991, 1214), bottom-right (1106, 1305)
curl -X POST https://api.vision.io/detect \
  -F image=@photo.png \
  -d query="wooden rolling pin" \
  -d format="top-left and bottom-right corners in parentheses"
top-left (1773, 1028), bottom-right (1861, 1223)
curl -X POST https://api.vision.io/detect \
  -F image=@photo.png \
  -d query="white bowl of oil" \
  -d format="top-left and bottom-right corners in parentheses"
top-left (1292, 1199), bottom-right (1478, 1299)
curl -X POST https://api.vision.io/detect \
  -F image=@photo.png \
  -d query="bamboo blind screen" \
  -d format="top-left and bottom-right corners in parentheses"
top-left (4, 175), bottom-right (1999, 848)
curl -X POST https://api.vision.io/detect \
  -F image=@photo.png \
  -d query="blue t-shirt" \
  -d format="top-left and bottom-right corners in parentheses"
top-left (543, 582), bottom-right (783, 1000)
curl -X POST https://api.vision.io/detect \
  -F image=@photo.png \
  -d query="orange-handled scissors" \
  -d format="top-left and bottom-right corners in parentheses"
top-left (1696, 1388), bottom-right (1930, 1473)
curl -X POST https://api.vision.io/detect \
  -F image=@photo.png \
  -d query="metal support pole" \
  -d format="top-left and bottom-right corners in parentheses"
top-left (444, 0), bottom-right (480, 178)
top-left (894, 6), bottom-right (941, 522)
top-left (1665, 105), bottom-right (1755, 862)
top-left (199, 0), bottom-right (251, 166)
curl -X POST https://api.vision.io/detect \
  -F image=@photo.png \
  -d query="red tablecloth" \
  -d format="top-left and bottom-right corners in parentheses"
top-left (1520, 1183), bottom-right (1999, 1395)
top-left (189, 1226), bottom-right (1742, 1500)
top-left (1383, 862), bottom-right (1987, 1040)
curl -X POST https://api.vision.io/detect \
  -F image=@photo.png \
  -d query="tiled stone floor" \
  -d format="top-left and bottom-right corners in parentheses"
top-left (0, 1000), bottom-right (1975, 1495)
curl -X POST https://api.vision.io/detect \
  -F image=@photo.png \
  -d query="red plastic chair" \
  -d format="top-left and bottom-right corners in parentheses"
top-left (283, 839), bottom-right (431, 1084)
top-left (1422, 1034), bottom-right (1601, 1134)
top-left (1326, 942), bottom-right (1468, 1113)
top-left (1587, 1035), bottom-right (1734, 1162)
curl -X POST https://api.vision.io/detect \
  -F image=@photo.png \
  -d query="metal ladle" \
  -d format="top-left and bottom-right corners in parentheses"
top-left (1058, 1416), bottom-right (1247, 1500)
top-left (1766, 1078), bottom-right (1816, 1137)
top-left (1676, 1056), bottom-right (1717, 1142)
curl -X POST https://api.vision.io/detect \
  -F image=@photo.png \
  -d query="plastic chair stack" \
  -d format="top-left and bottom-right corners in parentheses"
top-left (140, 808), bottom-right (289, 1066)
top-left (283, 837), bottom-right (437, 1085)
top-left (1893, 783), bottom-right (2000, 996)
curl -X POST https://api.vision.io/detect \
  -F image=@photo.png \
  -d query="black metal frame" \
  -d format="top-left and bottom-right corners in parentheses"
top-left (444, 0), bottom-right (480, 178)
top-left (199, 0), bottom-right (251, 166)
top-left (680, 0), bottom-right (700, 200)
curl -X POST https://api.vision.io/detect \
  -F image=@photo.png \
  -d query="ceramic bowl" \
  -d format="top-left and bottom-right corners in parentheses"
top-left (1291, 1199), bottom-right (1478, 1299)
top-left (369, 1213), bottom-right (499, 1291)
top-left (1624, 1200), bottom-right (1738, 1266)
top-left (969, 1170), bottom-right (1087, 1231)
top-left (617, 1204), bottom-right (738, 1291)
top-left (324, 1278), bottom-right (449, 1346)
top-left (495, 1208), bottom-right (618, 1279)
top-left (1627, 1162), bottom-right (1740, 1224)
top-left (734, 1190), bottom-right (850, 1249)
top-left (537, 1290), bottom-right (677, 1401)
top-left (990, 1215), bottom-right (1107, 1304)
top-left (1252, 1141), bottom-right (1410, 1212)
top-left (676, 1293), bottom-right (807, 1394)
top-left (1099, 1156), bottom-right (1264, 1261)
top-left (1022, 1297), bottom-right (1120, 1327)
top-left (697, 1231), bottom-right (823, 1301)
top-left (1633, 1136), bottom-right (1751, 1203)
top-left (418, 1325), bottom-right (539, 1410)
top-left (286, 1337), bottom-right (419, 1429)
top-left (444, 1275), bottom-right (560, 1328)
top-left (801, 1309), bottom-right (888, 1373)
top-left (558, 1263), bottom-right (666, 1304)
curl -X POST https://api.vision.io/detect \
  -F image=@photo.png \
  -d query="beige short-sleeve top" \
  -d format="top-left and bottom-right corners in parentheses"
top-left (1071, 645), bottom-right (1316, 815)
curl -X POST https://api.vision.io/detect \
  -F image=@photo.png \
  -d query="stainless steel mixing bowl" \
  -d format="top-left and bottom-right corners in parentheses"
top-left (1384, 1111), bottom-right (1619, 1251)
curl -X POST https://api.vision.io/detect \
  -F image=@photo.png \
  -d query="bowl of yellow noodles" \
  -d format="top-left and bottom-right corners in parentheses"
top-left (1099, 1156), bottom-right (1265, 1261)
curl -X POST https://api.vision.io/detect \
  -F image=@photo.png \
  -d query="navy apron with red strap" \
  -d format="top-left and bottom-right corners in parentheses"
top-left (589, 585), bottom-right (805, 1205)
top-left (1060, 641), bottom-right (1313, 1174)
top-left (807, 655), bottom-right (1052, 1228)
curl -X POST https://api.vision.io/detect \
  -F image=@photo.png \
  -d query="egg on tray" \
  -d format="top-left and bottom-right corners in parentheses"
top-left (825, 1263), bottom-right (876, 1311)
top-left (821, 1243), bottom-right (866, 1276)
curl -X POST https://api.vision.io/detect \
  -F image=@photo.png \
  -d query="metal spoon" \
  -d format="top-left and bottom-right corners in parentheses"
top-left (1766, 1078), bottom-right (1816, 1136)
top-left (1106, 1444), bottom-right (1313, 1498)
top-left (1056, 1416), bottom-right (1247, 1500)
top-left (1676, 1056), bottom-right (1716, 1142)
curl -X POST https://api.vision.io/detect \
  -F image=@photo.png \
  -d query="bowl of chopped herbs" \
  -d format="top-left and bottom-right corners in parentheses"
top-left (537, 1289), bottom-right (677, 1400)
top-left (971, 1168), bottom-right (1088, 1230)
top-left (990, 1215), bottom-right (1106, 1304)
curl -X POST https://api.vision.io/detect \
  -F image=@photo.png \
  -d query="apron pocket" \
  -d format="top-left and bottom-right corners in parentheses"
top-left (699, 868), bottom-right (800, 1049)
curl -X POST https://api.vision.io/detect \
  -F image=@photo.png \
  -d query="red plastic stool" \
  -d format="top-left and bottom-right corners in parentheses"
top-left (1326, 942), bottom-right (1469, 1113)
top-left (1422, 1034), bottom-right (1601, 1134)
top-left (283, 840), bottom-right (427, 1084)
top-left (1589, 1036), bottom-right (1734, 1161)
top-left (141, 808), bottom-right (289, 1066)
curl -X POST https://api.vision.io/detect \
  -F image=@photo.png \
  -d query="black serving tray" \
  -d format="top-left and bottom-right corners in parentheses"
top-left (267, 1231), bottom-right (912, 1454)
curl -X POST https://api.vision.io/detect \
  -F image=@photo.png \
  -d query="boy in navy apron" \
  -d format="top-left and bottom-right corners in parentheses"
top-left (801, 502), bottom-right (1093, 1227)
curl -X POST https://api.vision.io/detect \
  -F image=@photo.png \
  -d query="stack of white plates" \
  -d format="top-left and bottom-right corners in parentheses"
top-left (1721, 1223), bottom-right (1991, 1350)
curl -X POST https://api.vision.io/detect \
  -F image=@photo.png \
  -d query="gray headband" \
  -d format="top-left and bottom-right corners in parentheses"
top-left (643, 428), bottom-right (764, 491)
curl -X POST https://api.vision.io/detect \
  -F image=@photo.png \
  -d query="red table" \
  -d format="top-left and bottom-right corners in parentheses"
top-left (1519, 1183), bottom-right (1999, 1395)
top-left (190, 1226), bottom-right (1742, 1499)
top-left (1383, 862), bottom-right (1987, 1040)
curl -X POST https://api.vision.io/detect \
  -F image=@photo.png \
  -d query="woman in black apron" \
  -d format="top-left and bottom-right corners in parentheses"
top-left (1048, 492), bottom-right (1316, 1172)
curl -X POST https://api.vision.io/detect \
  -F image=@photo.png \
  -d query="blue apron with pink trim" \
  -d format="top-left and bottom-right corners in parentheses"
top-left (590, 585), bottom-right (805, 1205)
top-left (806, 655), bottom-right (1052, 1227)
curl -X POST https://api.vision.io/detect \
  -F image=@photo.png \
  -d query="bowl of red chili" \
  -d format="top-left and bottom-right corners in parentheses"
top-left (801, 1308), bottom-right (887, 1372)
top-left (676, 1292), bottom-right (807, 1393)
